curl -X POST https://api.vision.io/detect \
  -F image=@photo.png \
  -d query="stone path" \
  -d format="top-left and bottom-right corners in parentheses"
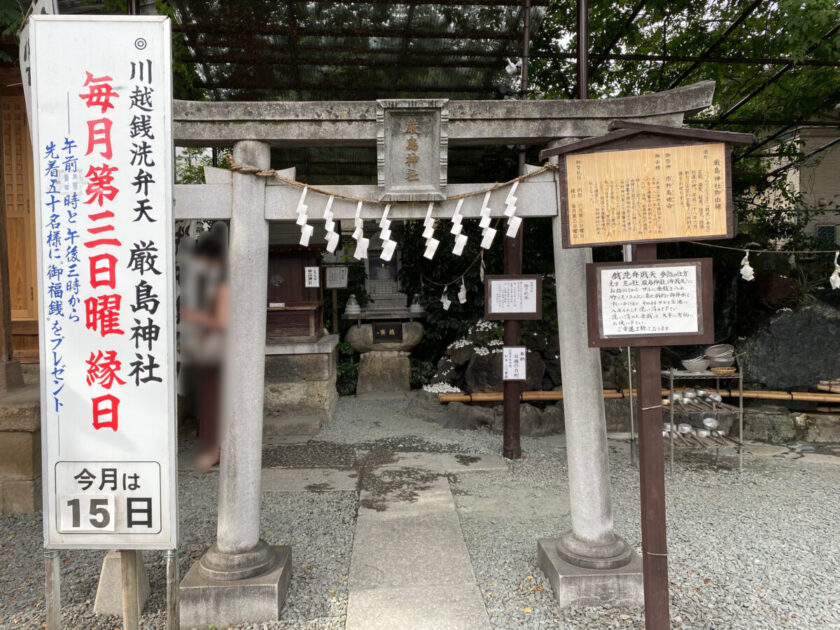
top-left (345, 453), bottom-right (506, 630)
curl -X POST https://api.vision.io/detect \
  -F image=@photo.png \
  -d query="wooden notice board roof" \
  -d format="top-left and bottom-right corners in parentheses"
top-left (539, 121), bottom-right (754, 161)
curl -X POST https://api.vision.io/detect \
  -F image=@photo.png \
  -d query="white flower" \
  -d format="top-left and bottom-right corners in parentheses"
top-left (423, 383), bottom-right (462, 394)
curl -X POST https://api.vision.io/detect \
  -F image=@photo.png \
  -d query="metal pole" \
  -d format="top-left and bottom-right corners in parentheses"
top-left (332, 288), bottom-right (339, 333)
top-left (670, 368), bottom-right (675, 474)
top-left (623, 245), bottom-right (635, 467)
top-left (635, 243), bottom-right (670, 630)
top-left (44, 549), bottom-right (61, 630)
top-left (120, 550), bottom-right (140, 630)
top-left (502, 0), bottom-right (530, 460)
top-left (738, 364), bottom-right (744, 472)
top-left (627, 346), bottom-right (636, 467)
top-left (163, 549), bottom-right (179, 630)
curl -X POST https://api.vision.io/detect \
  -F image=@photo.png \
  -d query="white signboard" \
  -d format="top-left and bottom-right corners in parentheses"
top-left (304, 266), bottom-right (320, 288)
top-left (485, 275), bottom-right (542, 320)
top-left (30, 16), bottom-right (176, 549)
top-left (600, 264), bottom-right (699, 337)
top-left (502, 346), bottom-right (527, 381)
top-left (325, 266), bottom-right (348, 289)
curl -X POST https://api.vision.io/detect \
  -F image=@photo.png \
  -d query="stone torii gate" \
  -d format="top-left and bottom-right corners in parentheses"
top-left (173, 81), bottom-right (715, 627)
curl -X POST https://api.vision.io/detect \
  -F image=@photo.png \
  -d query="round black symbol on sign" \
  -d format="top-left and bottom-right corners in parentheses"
top-left (134, 38), bottom-right (147, 50)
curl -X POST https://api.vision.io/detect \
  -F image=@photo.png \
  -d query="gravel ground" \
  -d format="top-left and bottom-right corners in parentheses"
top-left (451, 443), bottom-right (840, 630)
top-left (0, 472), bottom-right (356, 629)
top-left (2, 393), bottom-right (839, 629)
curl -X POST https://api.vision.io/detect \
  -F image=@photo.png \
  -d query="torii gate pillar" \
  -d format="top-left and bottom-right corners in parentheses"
top-left (536, 139), bottom-right (643, 607)
top-left (180, 140), bottom-right (292, 628)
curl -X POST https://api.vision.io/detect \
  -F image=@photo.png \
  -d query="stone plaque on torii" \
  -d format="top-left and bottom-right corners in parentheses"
top-left (170, 82), bottom-right (717, 627)
top-left (377, 98), bottom-right (449, 202)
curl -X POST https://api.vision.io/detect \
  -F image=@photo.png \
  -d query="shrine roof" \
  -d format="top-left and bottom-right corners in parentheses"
top-left (540, 121), bottom-right (755, 160)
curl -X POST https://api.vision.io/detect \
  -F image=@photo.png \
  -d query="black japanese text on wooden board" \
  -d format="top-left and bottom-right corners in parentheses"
top-left (541, 122), bottom-right (754, 249)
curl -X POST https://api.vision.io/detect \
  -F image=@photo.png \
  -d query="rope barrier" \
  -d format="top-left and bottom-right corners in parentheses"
top-left (225, 153), bottom-right (558, 205)
top-left (688, 240), bottom-right (839, 255)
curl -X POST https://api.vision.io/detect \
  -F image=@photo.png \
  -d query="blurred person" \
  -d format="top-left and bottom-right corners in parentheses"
top-left (179, 223), bottom-right (228, 472)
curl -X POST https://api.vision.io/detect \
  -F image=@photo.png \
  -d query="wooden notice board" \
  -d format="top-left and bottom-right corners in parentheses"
top-left (562, 143), bottom-right (732, 247)
top-left (585, 258), bottom-right (714, 348)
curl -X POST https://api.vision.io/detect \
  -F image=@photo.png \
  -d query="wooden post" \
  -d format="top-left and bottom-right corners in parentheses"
top-left (120, 549), bottom-right (140, 630)
top-left (44, 550), bottom-right (61, 630)
top-left (0, 110), bottom-right (23, 391)
top-left (634, 243), bottom-right (670, 630)
top-left (501, 0), bottom-right (530, 461)
top-left (502, 229), bottom-right (523, 460)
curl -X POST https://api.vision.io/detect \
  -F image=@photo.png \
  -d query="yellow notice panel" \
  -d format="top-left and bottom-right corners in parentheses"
top-left (564, 143), bottom-right (730, 247)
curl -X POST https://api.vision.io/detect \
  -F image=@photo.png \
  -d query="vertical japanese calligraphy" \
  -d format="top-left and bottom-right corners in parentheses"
top-left (30, 16), bottom-right (175, 549)
top-left (564, 143), bottom-right (730, 246)
top-left (404, 117), bottom-right (420, 183)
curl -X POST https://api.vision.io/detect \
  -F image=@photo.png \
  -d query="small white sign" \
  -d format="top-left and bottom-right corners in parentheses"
top-left (325, 266), bottom-right (348, 289)
top-left (599, 264), bottom-right (700, 337)
top-left (304, 266), bottom-right (321, 288)
top-left (503, 346), bottom-right (527, 381)
top-left (489, 279), bottom-right (538, 315)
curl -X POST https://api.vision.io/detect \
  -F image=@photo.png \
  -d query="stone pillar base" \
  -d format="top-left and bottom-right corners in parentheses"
top-left (0, 360), bottom-right (23, 393)
top-left (180, 545), bottom-right (292, 628)
top-left (356, 350), bottom-right (410, 394)
top-left (537, 537), bottom-right (643, 608)
top-left (94, 550), bottom-right (150, 616)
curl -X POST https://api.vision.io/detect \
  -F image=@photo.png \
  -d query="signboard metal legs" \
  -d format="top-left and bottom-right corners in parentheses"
top-left (120, 549), bottom-right (140, 630)
top-left (634, 244), bottom-right (671, 630)
top-left (44, 549), bottom-right (60, 630)
top-left (163, 549), bottom-right (179, 630)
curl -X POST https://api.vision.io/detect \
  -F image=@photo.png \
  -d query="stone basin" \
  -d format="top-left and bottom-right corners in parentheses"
top-left (345, 321), bottom-right (424, 353)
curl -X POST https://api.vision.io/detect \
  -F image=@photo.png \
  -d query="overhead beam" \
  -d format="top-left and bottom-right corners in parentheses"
top-left (175, 22), bottom-right (522, 40)
top-left (172, 80), bottom-right (715, 147)
top-left (173, 169), bottom-right (559, 221)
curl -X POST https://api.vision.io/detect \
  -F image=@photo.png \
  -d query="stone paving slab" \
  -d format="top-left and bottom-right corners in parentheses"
top-left (350, 478), bottom-right (475, 588)
top-left (347, 465), bottom-right (491, 630)
top-left (261, 467), bottom-right (358, 492)
top-left (378, 452), bottom-right (508, 474)
top-left (346, 583), bottom-right (491, 630)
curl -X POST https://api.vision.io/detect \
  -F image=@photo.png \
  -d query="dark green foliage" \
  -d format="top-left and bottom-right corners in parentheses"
top-left (410, 359), bottom-right (436, 390)
top-left (335, 341), bottom-right (359, 396)
top-left (532, 0), bottom-right (840, 253)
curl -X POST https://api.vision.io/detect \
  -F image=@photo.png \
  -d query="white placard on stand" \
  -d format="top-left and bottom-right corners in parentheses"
top-left (30, 16), bottom-right (176, 550)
